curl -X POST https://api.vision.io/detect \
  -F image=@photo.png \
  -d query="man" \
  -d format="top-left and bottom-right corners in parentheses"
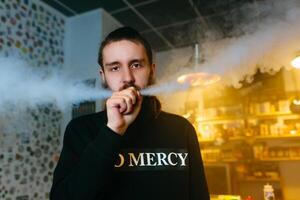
top-left (50, 27), bottom-right (210, 200)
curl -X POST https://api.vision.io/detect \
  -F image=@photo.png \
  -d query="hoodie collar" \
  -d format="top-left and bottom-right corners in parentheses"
top-left (135, 96), bottom-right (161, 124)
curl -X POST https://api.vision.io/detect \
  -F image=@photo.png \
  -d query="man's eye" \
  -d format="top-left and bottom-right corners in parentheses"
top-left (111, 66), bottom-right (120, 71)
top-left (131, 63), bottom-right (141, 69)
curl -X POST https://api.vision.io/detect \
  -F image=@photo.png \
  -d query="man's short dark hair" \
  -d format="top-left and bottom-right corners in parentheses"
top-left (98, 27), bottom-right (153, 68)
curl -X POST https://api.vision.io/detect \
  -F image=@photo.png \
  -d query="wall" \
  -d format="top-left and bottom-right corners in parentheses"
top-left (64, 9), bottom-right (102, 81)
top-left (0, 0), bottom-right (65, 199)
top-left (0, 0), bottom-right (65, 67)
top-left (101, 9), bottom-right (122, 41)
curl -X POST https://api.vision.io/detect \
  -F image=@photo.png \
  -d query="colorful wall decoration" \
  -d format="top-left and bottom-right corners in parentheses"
top-left (0, 107), bottom-right (62, 200)
top-left (0, 0), bottom-right (66, 199)
top-left (0, 0), bottom-right (65, 68)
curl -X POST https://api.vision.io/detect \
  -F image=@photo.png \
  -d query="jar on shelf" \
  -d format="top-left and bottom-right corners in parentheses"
top-left (263, 183), bottom-right (275, 200)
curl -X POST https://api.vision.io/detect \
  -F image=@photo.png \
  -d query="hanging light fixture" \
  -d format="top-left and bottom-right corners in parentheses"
top-left (177, 43), bottom-right (220, 87)
top-left (291, 55), bottom-right (300, 69)
top-left (289, 55), bottom-right (300, 113)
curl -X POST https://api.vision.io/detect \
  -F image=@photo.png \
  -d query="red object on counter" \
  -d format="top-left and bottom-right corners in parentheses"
top-left (245, 195), bottom-right (254, 200)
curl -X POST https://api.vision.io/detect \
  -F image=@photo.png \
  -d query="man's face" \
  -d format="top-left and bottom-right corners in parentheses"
top-left (100, 40), bottom-right (155, 92)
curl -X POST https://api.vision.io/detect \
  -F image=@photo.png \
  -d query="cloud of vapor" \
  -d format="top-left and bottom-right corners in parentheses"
top-left (0, 56), bottom-right (189, 115)
top-left (1, 0), bottom-right (300, 118)
top-left (170, 0), bottom-right (300, 88)
top-left (0, 56), bottom-right (111, 133)
top-left (0, 55), bottom-right (191, 133)
top-left (0, 56), bottom-right (111, 114)
top-left (196, 0), bottom-right (300, 87)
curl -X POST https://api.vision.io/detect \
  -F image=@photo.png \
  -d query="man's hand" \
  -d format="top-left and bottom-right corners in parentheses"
top-left (106, 87), bottom-right (142, 135)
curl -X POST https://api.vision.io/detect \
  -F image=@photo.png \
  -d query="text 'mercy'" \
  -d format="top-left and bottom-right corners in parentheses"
top-left (114, 149), bottom-right (189, 171)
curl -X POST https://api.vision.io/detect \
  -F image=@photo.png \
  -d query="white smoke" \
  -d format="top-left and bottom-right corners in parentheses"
top-left (0, 56), bottom-right (111, 113)
top-left (142, 80), bottom-right (190, 95)
top-left (1, 0), bottom-right (300, 115)
top-left (0, 56), bottom-right (189, 116)
top-left (195, 0), bottom-right (300, 88)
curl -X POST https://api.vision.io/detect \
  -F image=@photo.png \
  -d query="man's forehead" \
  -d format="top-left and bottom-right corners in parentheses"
top-left (104, 40), bottom-right (144, 51)
top-left (102, 40), bottom-right (149, 64)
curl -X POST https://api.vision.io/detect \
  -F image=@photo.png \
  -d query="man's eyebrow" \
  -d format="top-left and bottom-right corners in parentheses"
top-left (104, 59), bottom-right (146, 67)
top-left (129, 59), bottom-right (146, 64)
top-left (104, 61), bottom-right (120, 67)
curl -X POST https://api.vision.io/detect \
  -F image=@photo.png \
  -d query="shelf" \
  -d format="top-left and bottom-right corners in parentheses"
top-left (197, 116), bottom-right (244, 124)
top-left (257, 157), bottom-right (300, 161)
top-left (198, 135), bottom-right (300, 143)
top-left (237, 177), bottom-right (280, 182)
top-left (198, 136), bottom-right (253, 146)
top-left (222, 158), bottom-right (239, 162)
top-left (210, 195), bottom-right (241, 200)
top-left (248, 112), bottom-right (300, 119)
top-left (197, 112), bottom-right (300, 123)
top-left (228, 136), bottom-right (251, 141)
top-left (204, 157), bottom-right (300, 163)
top-left (203, 159), bottom-right (219, 163)
top-left (255, 134), bottom-right (300, 140)
top-left (203, 158), bottom-right (238, 163)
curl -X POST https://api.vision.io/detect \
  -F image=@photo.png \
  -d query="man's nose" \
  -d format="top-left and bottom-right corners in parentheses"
top-left (123, 68), bottom-right (135, 83)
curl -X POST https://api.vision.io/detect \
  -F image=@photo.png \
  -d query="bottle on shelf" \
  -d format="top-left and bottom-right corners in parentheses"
top-left (263, 183), bottom-right (275, 200)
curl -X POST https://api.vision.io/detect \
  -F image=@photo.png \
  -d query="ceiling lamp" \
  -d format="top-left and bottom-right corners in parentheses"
top-left (291, 55), bottom-right (300, 69)
top-left (289, 54), bottom-right (300, 113)
top-left (177, 43), bottom-right (220, 87)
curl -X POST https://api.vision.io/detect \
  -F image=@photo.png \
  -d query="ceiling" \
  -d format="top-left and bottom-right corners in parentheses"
top-left (42, 0), bottom-right (257, 52)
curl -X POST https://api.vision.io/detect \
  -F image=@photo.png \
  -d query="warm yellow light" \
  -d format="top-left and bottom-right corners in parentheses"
top-left (291, 56), bottom-right (300, 68)
top-left (182, 112), bottom-right (191, 119)
top-left (290, 130), bottom-right (297, 135)
top-left (293, 98), bottom-right (300, 105)
top-left (177, 72), bottom-right (220, 87)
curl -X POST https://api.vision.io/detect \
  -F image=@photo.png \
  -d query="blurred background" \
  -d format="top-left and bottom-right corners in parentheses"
top-left (1, 0), bottom-right (300, 199)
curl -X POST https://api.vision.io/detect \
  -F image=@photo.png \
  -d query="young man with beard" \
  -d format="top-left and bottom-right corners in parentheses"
top-left (50, 27), bottom-right (210, 200)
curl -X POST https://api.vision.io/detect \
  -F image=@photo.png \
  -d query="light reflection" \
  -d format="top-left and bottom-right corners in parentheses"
top-left (291, 55), bottom-right (300, 69)
top-left (177, 72), bottom-right (221, 87)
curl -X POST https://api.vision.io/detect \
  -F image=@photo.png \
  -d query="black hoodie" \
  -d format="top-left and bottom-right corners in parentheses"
top-left (50, 97), bottom-right (210, 200)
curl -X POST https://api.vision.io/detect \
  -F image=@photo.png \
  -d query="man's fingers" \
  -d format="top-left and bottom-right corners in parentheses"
top-left (109, 94), bottom-right (136, 114)
top-left (107, 97), bottom-right (127, 113)
top-left (118, 87), bottom-right (138, 105)
top-left (108, 86), bottom-right (141, 115)
top-left (127, 87), bottom-right (138, 104)
top-left (136, 90), bottom-right (142, 101)
top-left (117, 94), bottom-right (133, 114)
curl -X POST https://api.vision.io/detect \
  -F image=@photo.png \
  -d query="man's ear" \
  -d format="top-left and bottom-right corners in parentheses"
top-left (150, 63), bottom-right (156, 80)
top-left (151, 63), bottom-right (156, 76)
top-left (99, 67), bottom-right (105, 82)
top-left (148, 63), bottom-right (156, 85)
top-left (99, 67), bottom-right (109, 89)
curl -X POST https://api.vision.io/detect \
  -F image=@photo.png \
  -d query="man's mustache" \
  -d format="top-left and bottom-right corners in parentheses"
top-left (121, 82), bottom-right (141, 91)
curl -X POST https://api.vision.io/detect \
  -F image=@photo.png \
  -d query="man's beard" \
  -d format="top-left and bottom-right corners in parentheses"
top-left (101, 71), bottom-right (155, 91)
